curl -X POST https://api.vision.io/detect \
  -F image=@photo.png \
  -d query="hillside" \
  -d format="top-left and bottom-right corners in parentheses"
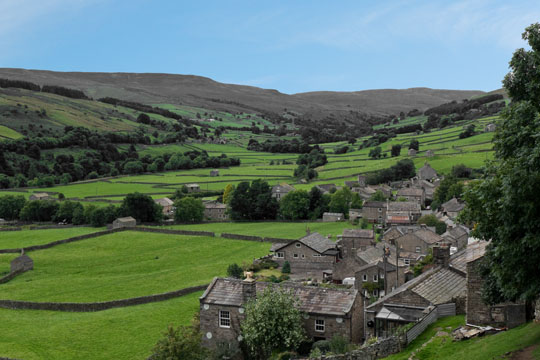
top-left (0, 68), bottom-right (485, 122)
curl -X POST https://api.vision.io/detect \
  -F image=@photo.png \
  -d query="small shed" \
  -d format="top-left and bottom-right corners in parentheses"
top-left (112, 216), bottom-right (137, 229)
top-left (186, 184), bottom-right (201, 193)
top-left (11, 254), bottom-right (33, 272)
top-left (155, 197), bottom-right (175, 215)
top-left (322, 212), bottom-right (344, 222)
top-left (408, 148), bottom-right (417, 156)
top-left (485, 123), bottom-right (496, 132)
top-left (29, 193), bottom-right (50, 201)
top-left (210, 170), bottom-right (220, 177)
top-left (425, 150), bottom-right (434, 157)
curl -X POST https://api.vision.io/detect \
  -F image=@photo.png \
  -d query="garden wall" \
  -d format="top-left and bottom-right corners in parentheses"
top-left (308, 336), bottom-right (403, 360)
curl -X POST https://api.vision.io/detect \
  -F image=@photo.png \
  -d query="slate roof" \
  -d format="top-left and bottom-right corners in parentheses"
top-left (342, 229), bottom-right (374, 239)
top-left (114, 216), bottom-right (136, 223)
top-left (200, 277), bottom-right (358, 316)
top-left (272, 184), bottom-right (295, 193)
top-left (397, 188), bottom-right (424, 197)
top-left (446, 241), bottom-right (489, 273)
top-left (298, 232), bottom-right (336, 254)
top-left (442, 225), bottom-right (469, 241)
top-left (357, 242), bottom-right (396, 265)
top-left (413, 229), bottom-right (444, 245)
top-left (205, 202), bottom-right (227, 209)
top-left (418, 163), bottom-right (438, 180)
top-left (387, 202), bottom-right (421, 212)
top-left (442, 198), bottom-right (465, 213)
top-left (155, 197), bottom-right (174, 206)
top-left (270, 243), bottom-right (288, 252)
top-left (316, 184), bottom-right (337, 193)
top-left (363, 201), bottom-right (385, 208)
top-left (410, 267), bottom-right (466, 304)
top-left (383, 225), bottom-right (436, 238)
top-left (356, 260), bottom-right (397, 273)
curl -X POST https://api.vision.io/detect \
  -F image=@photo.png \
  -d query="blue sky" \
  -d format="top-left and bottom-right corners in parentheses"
top-left (1, 0), bottom-right (539, 94)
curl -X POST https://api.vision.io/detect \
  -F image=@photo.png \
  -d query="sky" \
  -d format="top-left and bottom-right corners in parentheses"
top-left (0, 0), bottom-right (539, 94)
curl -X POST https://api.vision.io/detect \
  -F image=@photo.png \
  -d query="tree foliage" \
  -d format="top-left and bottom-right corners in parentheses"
top-left (229, 180), bottom-right (278, 220)
top-left (119, 192), bottom-right (163, 223)
top-left (174, 197), bottom-right (204, 223)
top-left (150, 323), bottom-right (208, 360)
top-left (241, 286), bottom-right (306, 359)
top-left (279, 190), bottom-right (310, 220)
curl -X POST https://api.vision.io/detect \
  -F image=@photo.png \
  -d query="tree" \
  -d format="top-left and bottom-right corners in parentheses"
top-left (368, 146), bottom-right (382, 159)
top-left (0, 195), bottom-right (26, 220)
top-left (391, 144), bottom-right (401, 157)
top-left (222, 184), bottom-right (234, 204)
top-left (369, 190), bottom-right (386, 202)
top-left (151, 323), bottom-right (208, 360)
top-left (432, 176), bottom-right (463, 208)
top-left (19, 200), bottom-right (59, 222)
top-left (229, 180), bottom-right (278, 221)
top-left (409, 139), bottom-right (419, 151)
top-left (279, 190), bottom-right (310, 220)
top-left (174, 197), bottom-right (204, 223)
top-left (227, 263), bottom-right (244, 279)
top-left (241, 286), bottom-right (306, 359)
top-left (281, 261), bottom-right (291, 274)
top-left (460, 22), bottom-right (540, 303)
top-left (119, 192), bottom-right (162, 223)
top-left (54, 200), bottom-right (83, 223)
top-left (350, 193), bottom-right (363, 209)
top-left (417, 214), bottom-right (447, 235)
top-left (308, 186), bottom-right (329, 220)
top-left (329, 187), bottom-right (352, 216)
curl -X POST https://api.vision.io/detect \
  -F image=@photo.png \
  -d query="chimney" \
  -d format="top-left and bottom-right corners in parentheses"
top-left (242, 272), bottom-right (256, 303)
top-left (432, 245), bottom-right (450, 267)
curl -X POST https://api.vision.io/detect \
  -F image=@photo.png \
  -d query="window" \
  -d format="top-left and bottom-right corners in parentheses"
top-left (293, 253), bottom-right (299, 258)
top-left (380, 273), bottom-right (384, 279)
top-left (378, 208), bottom-right (382, 212)
top-left (313, 254), bottom-right (321, 257)
top-left (315, 319), bottom-right (325, 332)
top-left (415, 246), bottom-right (421, 253)
top-left (362, 274), bottom-right (367, 282)
top-left (373, 289), bottom-right (379, 297)
top-left (219, 310), bottom-right (230, 328)
top-left (373, 274), bottom-right (378, 282)
top-left (295, 243), bottom-right (301, 248)
top-left (404, 259), bottom-right (410, 265)
top-left (301, 254), bottom-right (305, 259)
top-left (275, 252), bottom-right (284, 258)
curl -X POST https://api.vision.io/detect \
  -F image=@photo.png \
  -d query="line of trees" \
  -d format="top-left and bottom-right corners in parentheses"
top-left (0, 78), bottom-right (90, 100)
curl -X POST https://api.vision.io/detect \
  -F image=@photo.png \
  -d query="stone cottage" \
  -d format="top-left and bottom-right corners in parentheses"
top-left (186, 184), bottom-right (201, 193)
top-left (441, 225), bottom-right (469, 251)
top-left (352, 186), bottom-right (377, 200)
top-left (408, 148), bottom-right (417, 156)
top-left (393, 226), bottom-right (444, 265)
top-left (271, 183), bottom-right (295, 201)
top-left (349, 208), bottom-right (362, 221)
top-left (112, 216), bottom-right (136, 229)
top-left (386, 201), bottom-right (421, 225)
top-left (155, 197), bottom-right (175, 215)
top-left (396, 187), bottom-right (425, 206)
top-left (425, 150), bottom-right (434, 157)
top-left (29, 192), bottom-right (51, 201)
top-left (362, 201), bottom-right (386, 224)
top-left (383, 225), bottom-right (436, 246)
top-left (339, 229), bottom-right (376, 254)
top-left (204, 202), bottom-right (229, 221)
top-left (441, 197), bottom-right (465, 218)
top-left (417, 163), bottom-right (438, 181)
top-left (485, 123), bottom-right (496, 132)
top-left (199, 277), bottom-right (363, 351)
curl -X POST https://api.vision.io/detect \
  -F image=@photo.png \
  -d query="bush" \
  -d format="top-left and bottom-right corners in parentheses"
top-left (329, 335), bottom-right (350, 354)
top-left (312, 340), bottom-right (330, 353)
top-left (309, 347), bottom-right (323, 358)
top-left (227, 263), bottom-right (244, 279)
top-left (282, 261), bottom-right (291, 274)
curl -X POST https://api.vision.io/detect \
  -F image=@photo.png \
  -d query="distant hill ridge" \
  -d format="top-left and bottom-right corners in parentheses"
top-left (0, 68), bottom-right (485, 121)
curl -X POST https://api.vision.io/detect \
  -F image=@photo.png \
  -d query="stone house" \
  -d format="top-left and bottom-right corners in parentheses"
top-left (322, 212), bottom-right (344, 222)
top-left (339, 229), bottom-right (376, 254)
top-left (210, 169), bottom-right (220, 177)
top-left (396, 187), bottom-right (425, 206)
top-left (417, 163), bottom-right (438, 181)
top-left (29, 192), bottom-right (51, 201)
top-left (316, 184), bottom-right (338, 194)
top-left (393, 226), bottom-right (444, 265)
top-left (441, 225), bottom-right (469, 251)
top-left (382, 225), bottom-right (436, 246)
top-left (357, 175), bottom-right (366, 187)
top-left (204, 202), bottom-right (229, 221)
top-left (485, 123), bottom-right (496, 132)
top-left (271, 183), bottom-right (295, 201)
top-left (186, 184), bottom-right (201, 193)
top-left (155, 197), bottom-right (175, 215)
top-left (349, 208), bottom-right (362, 221)
top-left (352, 186), bottom-right (377, 200)
top-left (364, 245), bottom-right (468, 339)
top-left (441, 197), bottom-right (465, 218)
top-left (371, 184), bottom-right (393, 198)
top-left (344, 180), bottom-right (359, 189)
top-left (355, 259), bottom-right (406, 299)
top-left (386, 201), bottom-right (421, 225)
top-left (112, 216), bottom-right (136, 229)
top-left (10, 253), bottom-right (33, 272)
top-left (199, 277), bottom-right (363, 351)
top-left (465, 242), bottom-right (526, 329)
top-left (271, 232), bottom-right (338, 277)
top-left (419, 180), bottom-right (437, 200)
top-left (425, 150), bottom-right (434, 157)
top-left (362, 201), bottom-right (386, 224)
top-left (408, 148), bottom-right (417, 156)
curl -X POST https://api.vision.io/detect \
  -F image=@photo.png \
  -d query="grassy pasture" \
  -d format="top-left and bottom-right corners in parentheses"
top-left (0, 124), bottom-right (23, 139)
top-left (0, 291), bottom-right (201, 360)
top-left (1, 231), bottom-right (270, 302)
top-left (0, 226), bottom-right (104, 249)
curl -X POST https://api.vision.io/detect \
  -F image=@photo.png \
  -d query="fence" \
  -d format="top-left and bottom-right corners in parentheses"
top-left (405, 303), bottom-right (456, 344)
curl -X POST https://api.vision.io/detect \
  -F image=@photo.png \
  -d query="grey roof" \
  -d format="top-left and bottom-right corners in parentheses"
top-left (12, 254), bottom-right (33, 265)
top-left (323, 212), bottom-right (344, 217)
top-left (449, 241), bottom-right (489, 273)
top-left (397, 188), bottom-right (424, 197)
top-left (363, 201), bottom-right (385, 208)
top-left (383, 225), bottom-right (436, 238)
top-left (200, 278), bottom-right (358, 316)
top-left (418, 163), bottom-right (438, 180)
top-left (356, 260), bottom-right (396, 274)
top-left (155, 197), bottom-right (174, 206)
top-left (442, 198), bottom-right (465, 212)
top-left (413, 229), bottom-right (443, 245)
top-left (298, 232), bottom-right (336, 253)
top-left (442, 225), bottom-right (469, 241)
top-left (316, 184), bottom-right (337, 192)
top-left (410, 268), bottom-right (466, 304)
top-left (387, 202), bottom-right (421, 212)
top-left (376, 304), bottom-right (426, 322)
top-left (270, 243), bottom-right (288, 252)
top-left (357, 242), bottom-right (396, 265)
top-left (205, 202), bottom-right (227, 209)
top-left (342, 229), bottom-right (374, 239)
top-left (114, 216), bottom-right (136, 223)
top-left (272, 184), bottom-right (295, 193)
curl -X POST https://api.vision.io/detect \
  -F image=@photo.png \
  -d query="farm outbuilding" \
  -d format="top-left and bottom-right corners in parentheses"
top-left (11, 254), bottom-right (34, 272)
top-left (210, 170), bottom-right (219, 177)
top-left (322, 212), bottom-right (344, 222)
top-left (112, 216), bottom-right (137, 229)
top-left (408, 148), bottom-right (417, 156)
top-left (29, 193), bottom-right (51, 201)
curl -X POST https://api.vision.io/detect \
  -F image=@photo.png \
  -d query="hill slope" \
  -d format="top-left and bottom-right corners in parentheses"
top-left (0, 68), bottom-right (485, 121)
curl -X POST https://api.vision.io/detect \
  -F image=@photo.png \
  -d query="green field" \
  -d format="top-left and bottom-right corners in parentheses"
top-left (0, 291), bottom-right (202, 360)
top-left (383, 316), bottom-right (540, 360)
top-left (0, 227), bottom-right (104, 249)
top-left (0, 231), bottom-right (269, 302)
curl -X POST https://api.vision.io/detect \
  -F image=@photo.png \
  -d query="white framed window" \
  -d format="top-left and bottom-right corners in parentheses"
top-left (293, 253), bottom-right (299, 258)
top-left (415, 246), bottom-right (421, 253)
top-left (404, 259), bottom-right (410, 265)
top-left (362, 274), bottom-right (367, 282)
top-left (219, 310), bottom-right (230, 328)
top-left (315, 319), bottom-right (325, 332)
top-left (295, 243), bottom-right (301, 248)
top-left (373, 274), bottom-right (378, 282)
top-left (275, 252), bottom-right (284, 258)
top-left (313, 254), bottom-right (321, 257)
top-left (380, 273), bottom-right (385, 279)
top-left (301, 254), bottom-right (305, 259)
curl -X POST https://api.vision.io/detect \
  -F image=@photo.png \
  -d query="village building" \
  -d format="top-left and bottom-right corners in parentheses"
top-left (271, 183), bottom-right (295, 200)
top-left (271, 232), bottom-right (338, 278)
top-left (408, 148), bottom-right (417, 156)
top-left (393, 226), bottom-right (444, 265)
top-left (154, 197), bottom-right (175, 215)
top-left (355, 260), bottom-right (406, 299)
top-left (417, 163), bottom-right (438, 181)
top-left (425, 150), bottom-right (434, 157)
top-left (10, 253), bottom-right (33, 272)
top-left (485, 123), bottom-right (497, 132)
top-left (349, 208), bottom-right (362, 221)
top-left (396, 187), bottom-right (425, 206)
top-left (386, 201), bottom-right (422, 225)
top-left (362, 201), bottom-right (386, 224)
top-left (112, 216), bottom-right (137, 229)
top-left (382, 225), bottom-right (436, 245)
top-left (186, 184), bottom-right (201, 193)
top-left (344, 180), bottom-right (359, 189)
top-left (199, 277), bottom-right (363, 351)
top-left (210, 169), bottom-right (220, 177)
top-left (419, 180), bottom-right (437, 200)
top-left (204, 202), bottom-right (229, 221)
top-left (441, 224), bottom-right (469, 251)
top-left (441, 197), bottom-right (465, 218)
top-left (339, 229), bottom-right (376, 254)
top-left (352, 186), bottom-right (377, 200)
top-left (364, 244), bottom-right (469, 339)
top-left (465, 242), bottom-right (526, 329)
top-left (357, 175), bottom-right (367, 187)
top-left (29, 193), bottom-right (51, 201)
top-left (322, 212), bottom-right (344, 222)
top-left (315, 184), bottom-right (338, 194)
top-left (371, 184), bottom-right (393, 198)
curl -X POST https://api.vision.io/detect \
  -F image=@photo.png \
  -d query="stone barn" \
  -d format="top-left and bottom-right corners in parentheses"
top-left (408, 148), bottom-right (417, 156)
top-left (112, 216), bottom-right (137, 229)
top-left (322, 212), bottom-right (344, 222)
top-left (210, 170), bottom-right (219, 177)
top-left (11, 254), bottom-right (33, 272)
top-left (29, 193), bottom-right (51, 201)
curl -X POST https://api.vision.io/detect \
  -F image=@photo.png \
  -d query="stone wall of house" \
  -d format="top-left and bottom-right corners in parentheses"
top-left (306, 336), bottom-right (403, 360)
top-left (340, 237), bottom-right (374, 256)
top-left (302, 314), bottom-right (354, 343)
top-left (333, 256), bottom-right (365, 282)
top-left (200, 303), bottom-right (245, 350)
top-left (362, 207), bottom-right (386, 223)
top-left (394, 233), bottom-right (429, 255)
top-left (535, 299), bottom-right (540, 322)
top-left (274, 242), bottom-right (335, 274)
top-left (0, 284), bottom-right (208, 312)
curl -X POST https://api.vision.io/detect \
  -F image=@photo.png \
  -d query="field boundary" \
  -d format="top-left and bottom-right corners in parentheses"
top-left (0, 284), bottom-right (208, 312)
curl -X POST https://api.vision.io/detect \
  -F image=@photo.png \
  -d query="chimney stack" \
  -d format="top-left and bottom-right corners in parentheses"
top-left (432, 245), bottom-right (450, 267)
top-left (242, 272), bottom-right (256, 303)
